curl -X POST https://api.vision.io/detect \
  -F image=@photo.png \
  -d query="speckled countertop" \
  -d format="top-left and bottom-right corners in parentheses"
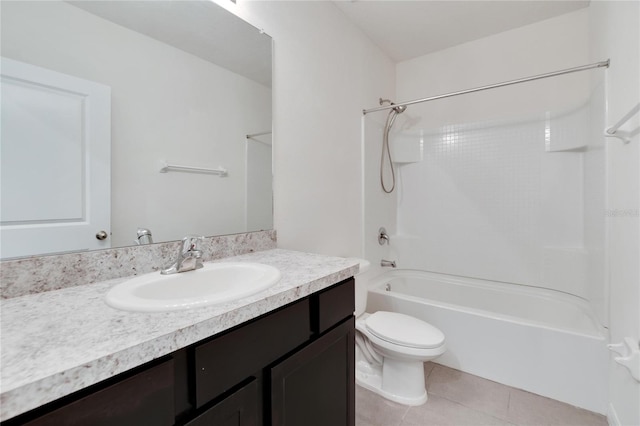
top-left (0, 249), bottom-right (359, 422)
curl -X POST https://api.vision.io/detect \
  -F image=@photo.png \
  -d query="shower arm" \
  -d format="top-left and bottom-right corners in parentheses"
top-left (363, 60), bottom-right (610, 115)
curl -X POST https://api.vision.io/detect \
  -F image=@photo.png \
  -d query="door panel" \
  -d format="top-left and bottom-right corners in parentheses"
top-left (0, 57), bottom-right (111, 258)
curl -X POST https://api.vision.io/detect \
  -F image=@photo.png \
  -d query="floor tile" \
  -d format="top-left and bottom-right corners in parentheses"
top-left (424, 361), bottom-right (436, 379)
top-left (506, 388), bottom-right (607, 426)
top-left (356, 385), bottom-right (409, 426)
top-left (427, 364), bottom-right (510, 420)
top-left (356, 365), bottom-right (607, 426)
top-left (401, 394), bottom-right (515, 426)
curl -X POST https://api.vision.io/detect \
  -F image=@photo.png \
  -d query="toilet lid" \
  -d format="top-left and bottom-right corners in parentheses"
top-left (365, 311), bottom-right (445, 349)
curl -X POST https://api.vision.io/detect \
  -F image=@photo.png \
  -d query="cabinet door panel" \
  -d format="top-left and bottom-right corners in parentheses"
top-left (185, 379), bottom-right (258, 426)
top-left (270, 318), bottom-right (355, 426)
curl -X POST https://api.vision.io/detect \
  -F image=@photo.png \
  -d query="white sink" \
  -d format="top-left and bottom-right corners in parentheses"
top-left (105, 262), bottom-right (281, 312)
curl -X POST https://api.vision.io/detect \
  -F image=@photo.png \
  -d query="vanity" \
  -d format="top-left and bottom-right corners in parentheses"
top-left (0, 1), bottom-right (357, 423)
top-left (0, 249), bottom-right (359, 425)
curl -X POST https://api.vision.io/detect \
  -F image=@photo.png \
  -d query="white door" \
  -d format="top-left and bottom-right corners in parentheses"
top-left (1, 57), bottom-right (111, 258)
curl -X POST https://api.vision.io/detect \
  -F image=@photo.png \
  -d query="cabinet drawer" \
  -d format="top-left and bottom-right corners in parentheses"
top-left (23, 358), bottom-right (174, 426)
top-left (316, 278), bottom-right (354, 334)
top-left (194, 298), bottom-right (311, 408)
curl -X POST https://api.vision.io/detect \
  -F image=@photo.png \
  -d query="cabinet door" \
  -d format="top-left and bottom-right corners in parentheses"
top-left (270, 318), bottom-right (355, 426)
top-left (185, 379), bottom-right (258, 426)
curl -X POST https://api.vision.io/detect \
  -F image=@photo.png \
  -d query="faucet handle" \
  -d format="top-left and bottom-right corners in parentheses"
top-left (181, 235), bottom-right (205, 253)
top-left (378, 227), bottom-right (390, 245)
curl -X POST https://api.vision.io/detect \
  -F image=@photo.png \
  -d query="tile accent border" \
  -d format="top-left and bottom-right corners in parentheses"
top-left (0, 230), bottom-right (276, 299)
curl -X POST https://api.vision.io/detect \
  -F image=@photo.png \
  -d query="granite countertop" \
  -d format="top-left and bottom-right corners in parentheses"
top-left (0, 249), bottom-right (359, 421)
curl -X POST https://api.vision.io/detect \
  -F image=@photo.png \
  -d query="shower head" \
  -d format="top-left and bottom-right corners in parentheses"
top-left (379, 98), bottom-right (407, 114)
top-left (392, 104), bottom-right (407, 114)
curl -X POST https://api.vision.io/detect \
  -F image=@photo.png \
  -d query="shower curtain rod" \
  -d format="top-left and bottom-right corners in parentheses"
top-left (362, 59), bottom-right (610, 115)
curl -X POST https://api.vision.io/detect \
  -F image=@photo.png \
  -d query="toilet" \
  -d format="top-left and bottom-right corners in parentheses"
top-left (353, 259), bottom-right (446, 406)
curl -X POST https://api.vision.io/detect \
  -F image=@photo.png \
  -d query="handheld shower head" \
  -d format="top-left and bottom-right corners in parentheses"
top-left (392, 104), bottom-right (407, 114)
top-left (379, 98), bottom-right (407, 114)
top-left (379, 100), bottom-right (407, 194)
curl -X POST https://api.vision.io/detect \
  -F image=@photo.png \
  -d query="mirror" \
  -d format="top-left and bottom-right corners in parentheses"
top-left (0, 0), bottom-right (273, 259)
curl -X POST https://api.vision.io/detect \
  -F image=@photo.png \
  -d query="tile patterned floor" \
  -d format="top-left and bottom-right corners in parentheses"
top-left (356, 363), bottom-right (607, 426)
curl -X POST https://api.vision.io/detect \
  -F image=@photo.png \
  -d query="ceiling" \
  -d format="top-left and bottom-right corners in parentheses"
top-left (68, 1), bottom-right (272, 86)
top-left (334, 1), bottom-right (590, 63)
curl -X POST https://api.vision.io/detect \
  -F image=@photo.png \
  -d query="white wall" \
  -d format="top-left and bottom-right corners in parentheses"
top-left (220, 1), bottom-right (395, 258)
top-left (395, 10), bottom-right (590, 126)
top-left (589, 1), bottom-right (640, 425)
top-left (584, 67), bottom-right (608, 327)
top-left (363, 113), bottom-right (399, 278)
top-left (369, 11), bottom-right (598, 299)
top-left (1, 1), bottom-right (272, 248)
top-left (246, 137), bottom-right (273, 231)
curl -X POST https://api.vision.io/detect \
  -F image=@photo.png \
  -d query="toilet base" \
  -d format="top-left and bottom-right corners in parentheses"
top-left (355, 358), bottom-right (428, 406)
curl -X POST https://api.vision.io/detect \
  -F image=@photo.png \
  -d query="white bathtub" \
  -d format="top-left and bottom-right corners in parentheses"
top-left (366, 269), bottom-right (609, 414)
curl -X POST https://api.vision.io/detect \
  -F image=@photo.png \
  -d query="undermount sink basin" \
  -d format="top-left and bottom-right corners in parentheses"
top-left (105, 262), bottom-right (281, 312)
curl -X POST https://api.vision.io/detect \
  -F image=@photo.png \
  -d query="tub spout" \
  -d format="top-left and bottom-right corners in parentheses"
top-left (381, 259), bottom-right (396, 268)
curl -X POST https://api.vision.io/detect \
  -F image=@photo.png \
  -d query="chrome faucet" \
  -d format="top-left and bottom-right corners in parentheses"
top-left (135, 228), bottom-right (154, 245)
top-left (381, 259), bottom-right (396, 268)
top-left (161, 235), bottom-right (205, 275)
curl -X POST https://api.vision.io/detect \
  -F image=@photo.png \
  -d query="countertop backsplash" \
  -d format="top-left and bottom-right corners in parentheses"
top-left (0, 230), bottom-right (277, 299)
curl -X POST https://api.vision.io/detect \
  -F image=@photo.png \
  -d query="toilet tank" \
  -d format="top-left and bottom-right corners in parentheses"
top-left (352, 259), bottom-right (371, 317)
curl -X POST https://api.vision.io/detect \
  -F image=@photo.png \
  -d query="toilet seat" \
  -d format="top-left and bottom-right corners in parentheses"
top-left (365, 311), bottom-right (445, 349)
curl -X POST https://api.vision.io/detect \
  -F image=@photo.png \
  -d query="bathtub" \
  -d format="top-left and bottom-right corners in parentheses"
top-left (366, 269), bottom-right (609, 414)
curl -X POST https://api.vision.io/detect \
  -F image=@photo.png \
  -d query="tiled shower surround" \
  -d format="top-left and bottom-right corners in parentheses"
top-left (0, 230), bottom-right (276, 299)
top-left (391, 104), bottom-right (600, 303)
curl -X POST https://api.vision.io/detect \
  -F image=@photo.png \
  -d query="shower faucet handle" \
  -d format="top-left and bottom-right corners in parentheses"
top-left (378, 227), bottom-right (390, 245)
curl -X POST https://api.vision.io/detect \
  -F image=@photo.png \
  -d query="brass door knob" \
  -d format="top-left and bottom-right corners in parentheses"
top-left (96, 230), bottom-right (108, 240)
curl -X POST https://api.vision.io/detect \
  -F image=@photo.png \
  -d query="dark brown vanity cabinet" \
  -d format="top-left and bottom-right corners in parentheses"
top-left (4, 278), bottom-right (355, 426)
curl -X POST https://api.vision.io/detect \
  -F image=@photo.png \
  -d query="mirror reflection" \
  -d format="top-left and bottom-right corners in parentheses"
top-left (0, 0), bottom-right (273, 259)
